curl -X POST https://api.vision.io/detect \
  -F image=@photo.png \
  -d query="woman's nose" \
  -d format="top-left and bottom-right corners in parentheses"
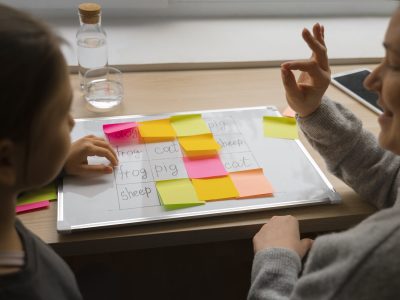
top-left (364, 63), bottom-right (383, 93)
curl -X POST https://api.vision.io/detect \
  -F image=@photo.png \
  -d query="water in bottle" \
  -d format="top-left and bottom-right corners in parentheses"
top-left (76, 3), bottom-right (108, 89)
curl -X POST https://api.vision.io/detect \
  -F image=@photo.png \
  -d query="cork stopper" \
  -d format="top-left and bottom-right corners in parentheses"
top-left (78, 3), bottom-right (101, 24)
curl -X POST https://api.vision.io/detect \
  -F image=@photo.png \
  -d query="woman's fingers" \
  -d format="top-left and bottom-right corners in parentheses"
top-left (302, 28), bottom-right (329, 71)
top-left (312, 23), bottom-right (326, 47)
top-left (283, 60), bottom-right (320, 73)
top-left (281, 68), bottom-right (302, 101)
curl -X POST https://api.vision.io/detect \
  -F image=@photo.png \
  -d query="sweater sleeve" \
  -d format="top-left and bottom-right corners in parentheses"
top-left (298, 96), bottom-right (400, 209)
top-left (247, 248), bottom-right (301, 300)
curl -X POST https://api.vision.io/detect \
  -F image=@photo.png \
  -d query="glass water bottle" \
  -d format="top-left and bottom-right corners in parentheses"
top-left (76, 3), bottom-right (108, 89)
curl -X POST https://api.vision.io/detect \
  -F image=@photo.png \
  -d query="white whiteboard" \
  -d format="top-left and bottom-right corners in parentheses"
top-left (57, 107), bottom-right (340, 233)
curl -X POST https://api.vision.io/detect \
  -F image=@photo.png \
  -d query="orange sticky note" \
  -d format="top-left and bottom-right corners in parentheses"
top-left (229, 169), bottom-right (274, 198)
top-left (179, 134), bottom-right (221, 157)
top-left (282, 106), bottom-right (296, 118)
top-left (192, 176), bottom-right (238, 201)
top-left (138, 119), bottom-right (176, 142)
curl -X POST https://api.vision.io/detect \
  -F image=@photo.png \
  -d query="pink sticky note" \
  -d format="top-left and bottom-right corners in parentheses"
top-left (282, 106), bottom-right (296, 118)
top-left (183, 156), bottom-right (227, 179)
top-left (16, 200), bottom-right (49, 213)
top-left (103, 122), bottom-right (138, 144)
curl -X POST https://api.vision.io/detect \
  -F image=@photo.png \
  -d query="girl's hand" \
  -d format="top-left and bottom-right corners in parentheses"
top-left (253, 215), bottom-right (313, 259)
top-left (64, 135), bottom-right (118, 176)
top-left (281, 23), bottom-right (331, 118)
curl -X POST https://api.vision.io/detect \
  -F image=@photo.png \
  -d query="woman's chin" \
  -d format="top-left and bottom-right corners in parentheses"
top-left (378, 132), bottom-right (400, 155)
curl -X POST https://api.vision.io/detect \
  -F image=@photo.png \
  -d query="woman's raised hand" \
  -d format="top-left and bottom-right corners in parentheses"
top-left (281, 23), bottom-right (331, 117)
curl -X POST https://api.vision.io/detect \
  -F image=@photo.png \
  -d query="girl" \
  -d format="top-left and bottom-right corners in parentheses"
top-left (0, 4), bottom-right (118, 299)
top-left (249, 7), bottom-right (400, 300)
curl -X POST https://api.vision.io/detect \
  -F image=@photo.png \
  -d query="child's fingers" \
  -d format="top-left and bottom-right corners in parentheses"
top-left (80, 164), bottom-right (113, 175)
top-left (85, 134), bottom-right (98, 139)
top-left (86, 145), bottom-right (118, 166)
top-left (302, 28), bottom-right (329, 71)
top-left (87, 135), bottom-right (107, 142)
top-left (85, 134), bottom-right (110, 145)
top-left (85, 136), bottom-right (118, 163)
top-left (91, 140), bottom-right (118, 163)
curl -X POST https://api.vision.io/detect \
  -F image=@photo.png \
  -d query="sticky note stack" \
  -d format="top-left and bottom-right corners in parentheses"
top-left (170, 114), bottom-right (238, 201)
top-left (16, 183), bottom-right (57, 213)
top-left (138, 119), bottom-right (176, 143)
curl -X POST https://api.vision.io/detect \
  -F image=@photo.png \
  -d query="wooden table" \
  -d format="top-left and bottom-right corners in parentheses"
top-left (19, 64), bottom-right (378, 257)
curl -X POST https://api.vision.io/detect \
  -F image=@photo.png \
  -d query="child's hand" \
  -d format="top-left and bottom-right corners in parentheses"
top-left (281, 23), bottom-right (331, 118)
top-left (252, 215), bottom-right (313, 259)
top-left (64, 135), bottom-right (118, 176)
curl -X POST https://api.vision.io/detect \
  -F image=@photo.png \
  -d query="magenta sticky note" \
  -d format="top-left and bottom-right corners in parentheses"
top-left (16, 200), bottom-right (49, 214)
top-left (183, 156), bottom-right (228, 179)
top-left (103, 122), bottom-right (138, 144)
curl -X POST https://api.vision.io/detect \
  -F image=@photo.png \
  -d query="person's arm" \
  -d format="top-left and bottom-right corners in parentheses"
top-left (250, 211), bottom-right (400, 300)
top-left (281, 23), bottom-right (400, 209)
top-left (248, 248), bottom-right (301, 300)
top-left (248, 216), bottom-right (312, 300)
top-left (298, 97), bottom-right (400, 208)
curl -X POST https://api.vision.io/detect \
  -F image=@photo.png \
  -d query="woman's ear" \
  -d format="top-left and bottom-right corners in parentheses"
top-left (0, 139), bottom-right (17, 187)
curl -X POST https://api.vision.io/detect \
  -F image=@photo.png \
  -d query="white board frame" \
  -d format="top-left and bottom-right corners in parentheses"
top-left (57, 106), bottom-right (340, 233)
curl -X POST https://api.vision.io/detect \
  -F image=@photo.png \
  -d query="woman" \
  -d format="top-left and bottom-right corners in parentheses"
top-left (248, 8), bottom-right (400, 300)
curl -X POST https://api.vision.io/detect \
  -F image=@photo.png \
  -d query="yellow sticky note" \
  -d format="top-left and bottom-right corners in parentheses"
top-left (156, 179), bottom-right (205, 210)
top-left (263, 116), bottom-right (298, 139)
top-left (171, 114), bottom-right (211, 137)
top-left (17, 183), bottom-right (57, 205)
top-left (182, 149), bottom-right (219, 158)
top-left (138, 119), bottom-right (176, 142)
top-left (192, 176), bottom-right (238, 201)
top-left (229, 169), bottom-right (274, 199)
top-left (179, 134), bottom-right (221, 152)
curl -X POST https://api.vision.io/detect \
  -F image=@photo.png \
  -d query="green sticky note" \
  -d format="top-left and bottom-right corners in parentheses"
top-left (156, 179), bottom-right (205, 210)
top-left (171, 114), bottom-right (211, 137)
top-left (17, 183), bottom-right (57, 205)
top-left (263, 116), bottom-right (299, 139)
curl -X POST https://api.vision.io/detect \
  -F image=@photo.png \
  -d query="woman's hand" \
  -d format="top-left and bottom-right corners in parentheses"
top-left (253, 215), bottom-right (313, 259)
top-left (281, 23), bottom-right (331, 118)
top-left (64, 135), bottom-right (118, 176)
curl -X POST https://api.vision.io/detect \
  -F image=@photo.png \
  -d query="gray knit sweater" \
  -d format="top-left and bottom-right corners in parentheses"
top-left (248, 97), bottom-right (400, 300)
